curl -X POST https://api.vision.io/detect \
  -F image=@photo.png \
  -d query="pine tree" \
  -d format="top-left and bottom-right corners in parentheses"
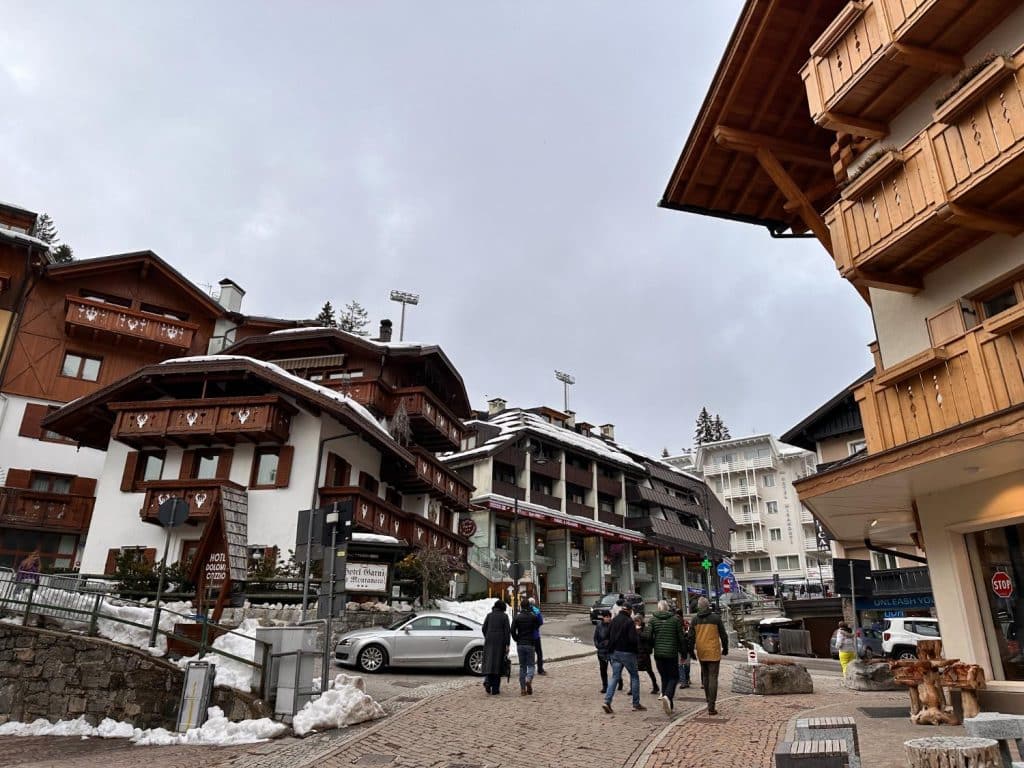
top-left (661, 447), bottom-right (670, 458)
top-left (712, 414), bottom-right (732, 441)
top-left (315, 301), bottom-right (338, 328)
top-left (52, 244), bottom-right (74, 263)
top-left (30, 213), bottom-right (58, 245)
top-left (694, 407), bottom-right (715, 446)
top-left (339, 300), bottom-right (370, 336)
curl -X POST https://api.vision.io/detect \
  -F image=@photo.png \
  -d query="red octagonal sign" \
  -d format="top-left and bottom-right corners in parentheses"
top-left (992, 570), bottom-right (1014, 599)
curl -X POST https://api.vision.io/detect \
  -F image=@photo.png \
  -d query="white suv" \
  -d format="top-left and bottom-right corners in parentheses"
top-left (881, 617), bottom-right (941, 660)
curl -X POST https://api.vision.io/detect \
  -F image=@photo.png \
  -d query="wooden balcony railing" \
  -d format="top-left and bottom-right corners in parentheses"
top-left (342, 381), bottom-right (465, 452)
top-left (385, 447), bottom-right (472, 509)
top-left (530, 457), bottom-right (562, 481)
top-left (0, 488), bottom-right (93, 534)
top-left (110, 395), bottom-right (295, 447)
top-left (800, 0), bottom-right (1021, 136)
top-left (65, 296), bottom-right (198, 351)
top-left (857, 315), bottom-right (1024, 453)
top-left (596, 473), bottom-right (622, 498)
top-left (829, 47), bottom-right (1024, 286)
top-left (564, 463), bottom-right (593, 488)
top-left (318, 486), bottom-right (468, 559)
top-left (566, 500), bottom-right (595, 519)
top-left (140, 480), bottom-right (242, 525)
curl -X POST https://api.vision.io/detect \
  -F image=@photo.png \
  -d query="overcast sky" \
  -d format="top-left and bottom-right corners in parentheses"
top-left (1, 2), bottom-right (874, 455)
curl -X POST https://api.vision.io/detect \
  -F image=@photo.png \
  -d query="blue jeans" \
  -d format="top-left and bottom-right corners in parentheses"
top-left (517, 644), bottom-right (536, 687)
top-left (604, 651), bottom-right (640, 708)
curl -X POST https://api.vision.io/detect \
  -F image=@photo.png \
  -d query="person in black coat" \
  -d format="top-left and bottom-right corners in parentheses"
top-left (481, 599), bottom-right (511, 695)
top-left (593, 610), bottom-right (623, 693)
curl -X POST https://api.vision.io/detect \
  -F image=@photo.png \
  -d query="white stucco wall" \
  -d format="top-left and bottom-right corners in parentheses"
top-left (0, 394), bottom-right (107, 481)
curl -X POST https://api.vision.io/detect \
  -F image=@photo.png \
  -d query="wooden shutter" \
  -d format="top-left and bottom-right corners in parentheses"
top-left (327, 453), bottom-right (351, 487)
top-left (104, 549), bottom-right (120, 575)
top-left (18, 403), bottom-right (48, 439)
top-left (142, 548), bottom-right (157, 566)
top-left (120, 452), bottom-right (139, 492)
top-left (275, 445), bottom-right (294, 488)
top-left (216, 449), bottom-right (234, 480)
top-left (5, 469), bottom-right (30, 488)
top-left (263, 546), bottom-right (278, 566)
top-left (70, 476), bottom-right (97, 496)
top-left (178, 450), bottom-right (197, 480)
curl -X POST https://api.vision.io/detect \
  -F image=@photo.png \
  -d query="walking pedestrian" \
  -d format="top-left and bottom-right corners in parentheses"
top-left (511, 602), bottom-right (541, 695)
top-left (528, 596), bottom-right (546, 675)
top-left (635, 614), bottom-right (659, 695)
top-left (593, 609), bottom-right (623, 693)
top-left (16, 549), bottom-right (41, 585)
top-left (836, 620), bottom-right (856, 677)
top-left (646, 600), bottom-right (688, 714)
top-left (676, 612), bottom-right (693, 689)
top-left (481, 599), bottom-right (510, 695)
top-left (602, 604), bottom-right (646, 714)
top-left (687, 596), bottom-right (728, 715)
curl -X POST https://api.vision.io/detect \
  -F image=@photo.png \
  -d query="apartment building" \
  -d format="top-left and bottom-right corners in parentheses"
top-left (664, 0), bottom-right (1024, 709)
top-left (442, 402), bottom-right (730, 607)
top-left (684, 435), bottom-right (826, 597)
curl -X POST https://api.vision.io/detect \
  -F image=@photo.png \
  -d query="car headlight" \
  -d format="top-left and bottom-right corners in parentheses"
top-left (339, 639), bottom-right (353, 646)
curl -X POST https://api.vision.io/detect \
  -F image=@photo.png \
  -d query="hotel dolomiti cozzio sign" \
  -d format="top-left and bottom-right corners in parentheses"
top-left (346, 562), bottom-right (389, 593)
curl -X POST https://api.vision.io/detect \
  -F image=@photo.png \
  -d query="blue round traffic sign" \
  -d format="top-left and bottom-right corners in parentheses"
top-left (716, 562), bottom-right (733, 578)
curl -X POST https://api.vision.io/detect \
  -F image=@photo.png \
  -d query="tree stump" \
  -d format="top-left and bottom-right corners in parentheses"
top-left (905, 736), bottom-right (1000, 768)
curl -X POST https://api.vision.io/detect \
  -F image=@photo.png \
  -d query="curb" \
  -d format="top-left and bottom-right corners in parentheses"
top-left (623, 694), bottom-right (740, 768)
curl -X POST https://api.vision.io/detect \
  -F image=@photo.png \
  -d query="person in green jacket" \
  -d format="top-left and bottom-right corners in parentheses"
top-left (645, 599), bottom-right (689, 714)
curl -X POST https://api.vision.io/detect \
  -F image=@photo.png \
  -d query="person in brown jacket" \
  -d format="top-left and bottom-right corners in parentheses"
top-left (686, 596), bottom-right (728, 715)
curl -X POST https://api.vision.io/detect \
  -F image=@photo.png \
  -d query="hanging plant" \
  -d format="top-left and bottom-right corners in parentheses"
top-left (935, 52), bottom-right (1009, 109)
top-left (846, 145), bottom-right (898, 182)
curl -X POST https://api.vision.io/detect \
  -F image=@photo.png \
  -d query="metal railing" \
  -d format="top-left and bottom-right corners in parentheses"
top-left (870, 566), bottom-right (931, 596)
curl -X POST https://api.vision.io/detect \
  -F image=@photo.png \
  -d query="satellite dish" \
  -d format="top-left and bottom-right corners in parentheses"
top-left (157, 497), bottom-right (190, 528)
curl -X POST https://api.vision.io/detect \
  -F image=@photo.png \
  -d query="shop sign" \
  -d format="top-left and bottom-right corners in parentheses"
top-left (859, 595), bottom-right (934, 610)
top-left (992, 570), bottom-right (1014, 599)
top-left (602, 562), bottom-right (611, 575)
top-left (346, 562), bottom-right (389, 592)
top-left (570, 549), bottom-right (580, 569)
top-left (884, 611), bottom-right (905, 619)
top-left (458, 518), bottom-right (477, 537)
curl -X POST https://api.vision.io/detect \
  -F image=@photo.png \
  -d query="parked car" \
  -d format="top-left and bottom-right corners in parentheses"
top-left (829, 626), bottom-right (885, 660)
top-left (589, 592), bottom-right (644, 624)
top-left (334, 611), bottom-right (485, 674)
top-left (881, 617), bottom-right (941, 660)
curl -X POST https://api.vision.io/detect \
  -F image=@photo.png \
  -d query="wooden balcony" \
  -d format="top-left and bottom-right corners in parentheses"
top-left (318, 486), bottom-right (469, 559)
top-left (491, 479), bottom-right (525, 501)
top-left (0, 488), bottom-right (93, 534)
top-left (110, 395), bottom-right (295, 448)
top-left (567, 500), bottom-right (595, 519)
top-left (65, 296), bottom-right (198, 352)
top-left (530, 491), bottom-right (562, 512)
top-left (596, 473), bottom-right (622, 498)
top-left (829, 47), bottom-right (1024, 287)
top-left (342, 381), bottom-right (465, 452)
top-left (800, 0), bottom-right (1021, 136)
top-left (140, 480), bottom-right (242, 525)
top-left (564, 463), bottom-right (593, 488)
top-left (530, 457), bottom-right (562, 480)
top-left (857, 316), bottom-right (1024, 453)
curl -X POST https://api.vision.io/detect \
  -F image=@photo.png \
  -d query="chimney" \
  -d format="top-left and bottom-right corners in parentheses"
top-left (487, 397), bottom-right (507, 416)
top-left (564, 409), bottom-right (576, 428)
top-left (600, 423), bottom-right (615, 440)
top-left (216, 278), bottom-right (245, 313)
top-left (378, 319), bottom-right (393, 342)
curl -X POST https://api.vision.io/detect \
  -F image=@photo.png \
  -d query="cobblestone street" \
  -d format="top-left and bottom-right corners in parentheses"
top-left (0, 656), bottom-right (952, 768)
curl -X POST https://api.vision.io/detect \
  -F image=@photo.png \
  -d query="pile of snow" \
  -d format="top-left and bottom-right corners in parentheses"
top-left (345, 601), bottom-right (398, 612)
top-left (554, 636), bottom-right (583, 644)
top-left (436, 598), bottom-right (495, 626)
top-left (292, 673), bottom-right (384, 736)
top-left (0, 707), bottom-right (285, 746)
top-left (176, 618), bottom-right (259, 692)
top-left (95, 600), bottom-right (194, 655)
top-left (352, 532), bottom-right (401, 544)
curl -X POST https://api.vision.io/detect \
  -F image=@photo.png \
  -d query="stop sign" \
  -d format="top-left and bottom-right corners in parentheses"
top-left (992, 570), bottom-right (1014, 599)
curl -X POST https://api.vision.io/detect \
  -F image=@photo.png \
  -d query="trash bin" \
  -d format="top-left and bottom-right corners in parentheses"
top-left (253, 625), bottom-right (319, 716)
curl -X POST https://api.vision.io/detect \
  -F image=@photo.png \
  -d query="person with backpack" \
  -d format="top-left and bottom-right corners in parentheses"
top-left (687, 597), bottom-right (728, 715)
top-left (646, 600), bottom-right (689, 714)
top-left (528, 596), bottom-right (546, 675)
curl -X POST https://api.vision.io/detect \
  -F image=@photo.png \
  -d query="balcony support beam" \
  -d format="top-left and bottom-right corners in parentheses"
top-left (849, 268), bottom-right (923, 294)
top-left (713, 125), bottom-right (833, 170)
top-left (753, 145), bottom-right (833, 254)
top-left (819, 111), bottom-right (889, 139)
top-left (940, 203), bottom-right (1024, 237)
top-left (889, 43), bottom-right (963, 75)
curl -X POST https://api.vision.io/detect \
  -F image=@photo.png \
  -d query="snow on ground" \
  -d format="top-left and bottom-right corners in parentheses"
top-left (93, 600), bottom-right (194, 655)
top-left (0, 707), bottom-right (285, 746)
top-left (292, 673), bottom-right (384, 736)
top-left (553, 636), bottom-right (582, 644)
top-left (175, 618), bottom-right (259, 692)
top-left (436, 598), bottom-right (494, 626)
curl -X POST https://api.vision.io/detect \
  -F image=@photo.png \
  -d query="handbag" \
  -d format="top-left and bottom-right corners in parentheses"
top-left (501, 654), bottom-right (511, 680)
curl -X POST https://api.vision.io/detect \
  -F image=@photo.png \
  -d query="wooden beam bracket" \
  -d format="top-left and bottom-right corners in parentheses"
top-left (939, 203), bottom-right (1024, 236)
top-left (889, 43), bottom-right (963, 75)
top-left (850, 268), bottom-right (923, 294)
top-left (713, 125), bottom-right (832, 170)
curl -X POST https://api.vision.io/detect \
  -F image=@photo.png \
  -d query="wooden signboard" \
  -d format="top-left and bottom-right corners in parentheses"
top-left (188, 486), bottom-right (249, 622)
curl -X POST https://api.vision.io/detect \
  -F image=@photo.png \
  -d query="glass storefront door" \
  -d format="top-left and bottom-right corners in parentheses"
top-left (968, 523), bottom-right (1024, 681)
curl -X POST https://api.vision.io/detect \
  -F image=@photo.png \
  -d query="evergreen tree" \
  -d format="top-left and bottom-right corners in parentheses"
top-left (338, 299), bottom-right (370, 335)
top-left (30, 213), bottom-right (58, 245)
top-left (694, 407), bottom-right (715, 445)
top-left (661, 447), bottom-right (670, 458)
top-left (712, 414), bottom-right (732, 441)
top-left (315, 301), bottom-right (338, 328)
top-left (52, 244), bottom-right (74, 263)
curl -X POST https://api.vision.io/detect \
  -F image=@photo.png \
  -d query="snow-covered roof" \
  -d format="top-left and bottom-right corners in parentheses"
top-left (269, 326), bottom-right (427, 349)
top-left (0, 226), bottom-right (50, 250)
top-left (443, 409), bottom-right (643, 470)
top-left (159, 355), bottom-right (394, 441)
top-left (352, 532), bottom-right (402, 545)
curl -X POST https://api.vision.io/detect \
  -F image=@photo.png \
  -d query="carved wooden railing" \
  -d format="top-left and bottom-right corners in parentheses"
top-left (0, 489), bottom-right (93, 534)
top-left (140, 480), bottom-right (240, 525)
top-left (857, 315), bottom-right (1024, 453)
top-left (337, 381), bottom-right (465, 451)
top-left (403, 447), bottom-right (473, 508)
top-left (65, 296), bottom-right (198, 351)
top-left (110, 395), bottom-right (295, 446)
top-left (828, 47), bottom-right (1024, 284)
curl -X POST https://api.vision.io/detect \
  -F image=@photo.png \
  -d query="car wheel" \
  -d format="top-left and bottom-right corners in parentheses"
top-left (465, 647), bottom-right (485, 676)
top-left (894, 647), bottom-right (917, 661)
top-left (357, 645), bottom-right (388, 673)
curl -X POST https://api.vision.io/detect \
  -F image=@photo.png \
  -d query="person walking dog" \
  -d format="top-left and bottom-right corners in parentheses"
top-left (687, 597), bottom-right (728, 715)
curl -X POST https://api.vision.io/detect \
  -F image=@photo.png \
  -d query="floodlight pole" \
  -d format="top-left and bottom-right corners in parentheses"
top-left (389, 290), bottom-right (420, 341)
top-left (554, 370), bottom-right (575, 412)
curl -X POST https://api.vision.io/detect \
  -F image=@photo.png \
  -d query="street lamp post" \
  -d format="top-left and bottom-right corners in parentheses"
top-left (509, 438), bottom-right (547, 609)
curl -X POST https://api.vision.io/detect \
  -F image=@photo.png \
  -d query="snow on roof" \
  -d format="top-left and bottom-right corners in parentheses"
top-left (268, 326), bottom-right (335, 334)
top-left (352, 532), bottom-right (401, 545)
top-left (268, 326), bottom-right (425, 349)
top-left (159, 355), bottom-right (393, 441)
top-left (0, 226), bottom-right (50, 250)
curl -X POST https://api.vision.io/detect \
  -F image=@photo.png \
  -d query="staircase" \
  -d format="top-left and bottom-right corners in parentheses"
top-left (539, 603), bottom-right (591, 619)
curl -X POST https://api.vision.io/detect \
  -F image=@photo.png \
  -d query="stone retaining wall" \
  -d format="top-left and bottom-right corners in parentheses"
top-left (0, 625), bottom-right (270, 729)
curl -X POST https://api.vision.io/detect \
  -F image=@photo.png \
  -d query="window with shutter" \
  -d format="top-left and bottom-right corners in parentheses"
top-left (216, 449), bottom-right (234, 480)
top-left (104, 548), bottom-right (120, 576)
top-left (251, 447), bottom-right (281, 488)
top-left (275, 445), bottom-right (294, 488)
top-left (18, 403), bottom-right (48, 439)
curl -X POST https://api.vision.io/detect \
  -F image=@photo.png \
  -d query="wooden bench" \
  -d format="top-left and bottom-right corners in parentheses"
top-left (795, 717), bottom-right (859, 768)
top-left (775, 739), bottom-right (849, 768)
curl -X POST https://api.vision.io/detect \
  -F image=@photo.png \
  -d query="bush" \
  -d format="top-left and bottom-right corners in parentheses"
top-left (847, 145), bottom-right (898, 182)
top-left (935, 52), bottom-right (1008, 109)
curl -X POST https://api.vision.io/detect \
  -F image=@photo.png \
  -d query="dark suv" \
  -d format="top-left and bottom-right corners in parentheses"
top-left (589, 592), bottom-right (644, 624)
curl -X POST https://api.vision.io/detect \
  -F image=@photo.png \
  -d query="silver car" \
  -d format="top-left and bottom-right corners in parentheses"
top-left (334, 611), bottom-right (486, 675)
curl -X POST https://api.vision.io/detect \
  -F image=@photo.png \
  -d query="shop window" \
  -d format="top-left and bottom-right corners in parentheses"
top-left (60, 352), bottom-right (101, 382)
top-left (968, 523), bottom-right (1024, 680)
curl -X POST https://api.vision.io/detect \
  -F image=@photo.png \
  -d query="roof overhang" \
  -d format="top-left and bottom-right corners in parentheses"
top-left (796, 407), bottom-right (1024, 547)
top-left (661, 0), bottom-right (844, 242)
